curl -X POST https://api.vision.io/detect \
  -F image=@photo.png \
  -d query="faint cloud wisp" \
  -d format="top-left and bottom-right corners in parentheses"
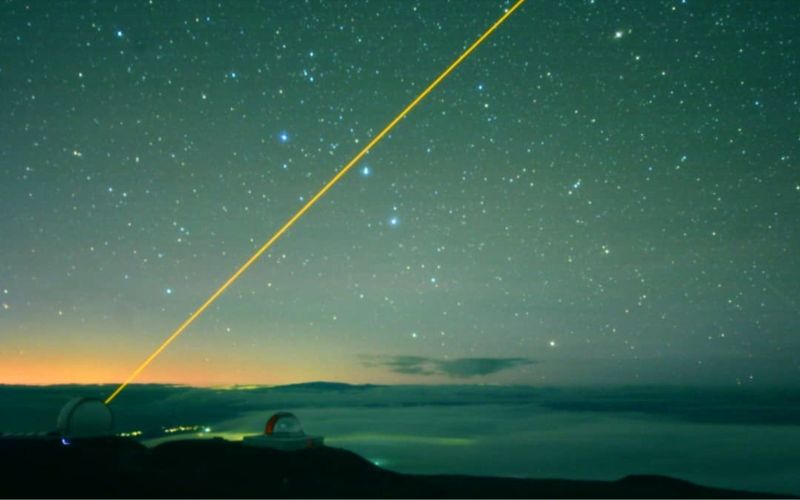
top-left (361, 355), bottom-right (535, 378)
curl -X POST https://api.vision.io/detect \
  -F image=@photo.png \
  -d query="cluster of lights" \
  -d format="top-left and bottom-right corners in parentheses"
top-left (163, 425), bottom-right (211, 435)
top-left (215, 384), bottom-right (262, 391)
top-left (118, 430), bottom-right (143, 438)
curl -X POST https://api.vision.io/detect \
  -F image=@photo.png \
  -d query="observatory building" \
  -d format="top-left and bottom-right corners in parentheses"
top-left (243, 412), bottom-right (324, 450)
top-left (57, 397), bottom-right (114, 439)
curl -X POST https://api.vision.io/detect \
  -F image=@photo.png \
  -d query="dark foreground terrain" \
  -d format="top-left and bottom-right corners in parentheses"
top-left (0, 436), bottom-right (784, 498)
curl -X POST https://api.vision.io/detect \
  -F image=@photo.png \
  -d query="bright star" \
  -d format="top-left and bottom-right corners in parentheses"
top-left (165, 288), bottom-right (173, 295)
top-left (279, 132), bottom-right (289, 143)
top-left (115, 30), bottom-right (124, 38)
top-left (361, 166), bottom-right (371, 176)
top-left (389, 216), bottom-right (399, 227)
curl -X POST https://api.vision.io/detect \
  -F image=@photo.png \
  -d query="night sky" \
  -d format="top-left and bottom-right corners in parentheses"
top-left (1, 0), bottom-right (798, 387)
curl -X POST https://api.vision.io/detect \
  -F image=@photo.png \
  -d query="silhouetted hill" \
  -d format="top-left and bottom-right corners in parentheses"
top-left (271, 381), bottom-right (379, 392)
top-left (0, 437), bottom-right (785, 498)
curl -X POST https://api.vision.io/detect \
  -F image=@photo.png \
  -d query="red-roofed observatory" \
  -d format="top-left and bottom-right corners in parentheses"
top-left (244, 412), bottom-right (324, 450)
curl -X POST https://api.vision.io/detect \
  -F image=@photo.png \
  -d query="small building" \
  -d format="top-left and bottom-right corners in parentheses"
top-left (243, 412), bottom-right (324, 450)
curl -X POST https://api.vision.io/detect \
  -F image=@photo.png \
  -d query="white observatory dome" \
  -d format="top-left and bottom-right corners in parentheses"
top-left (57, 397), bottom-right (114, 438)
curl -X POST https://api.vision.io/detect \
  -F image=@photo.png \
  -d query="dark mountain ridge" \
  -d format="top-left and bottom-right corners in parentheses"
top-left (0, 436), bottom-right (786, 498)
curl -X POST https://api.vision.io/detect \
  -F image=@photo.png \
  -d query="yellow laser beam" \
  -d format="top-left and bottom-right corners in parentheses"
top-left (105, 0), bottom-right (526, 405)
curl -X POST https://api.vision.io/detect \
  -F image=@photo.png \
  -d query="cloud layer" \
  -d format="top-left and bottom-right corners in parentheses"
top-left (362, 355), bottom-right (535, 378)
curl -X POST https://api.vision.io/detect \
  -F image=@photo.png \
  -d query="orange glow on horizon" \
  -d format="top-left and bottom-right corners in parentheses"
top-left (0, 347), bottom-right (384, 387)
